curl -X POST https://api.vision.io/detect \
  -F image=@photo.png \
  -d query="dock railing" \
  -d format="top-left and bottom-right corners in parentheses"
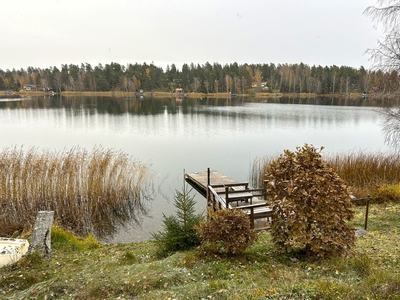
top-left (207, 180), bottom-right (271, 229)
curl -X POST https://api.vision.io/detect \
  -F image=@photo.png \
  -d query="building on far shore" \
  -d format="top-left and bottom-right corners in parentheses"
top-left (175, 88), bottom-right (183, 94)
top-left (22, 84), bottom-right (37, 91)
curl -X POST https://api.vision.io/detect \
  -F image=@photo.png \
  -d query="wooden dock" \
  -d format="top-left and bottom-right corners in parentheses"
top-left (185, 169), bottom-right (272, 230)
top-left (185, 169), bottom-right (373, 232)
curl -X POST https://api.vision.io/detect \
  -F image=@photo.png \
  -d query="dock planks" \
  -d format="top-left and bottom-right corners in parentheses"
top-left (185, 169), bottom-right (272, 230)
top-left (185, 170), bottom-right (238, 196)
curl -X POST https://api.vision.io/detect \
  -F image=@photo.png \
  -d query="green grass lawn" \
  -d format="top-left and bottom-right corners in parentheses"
top-left (1, 203), bottom-right (400, 299)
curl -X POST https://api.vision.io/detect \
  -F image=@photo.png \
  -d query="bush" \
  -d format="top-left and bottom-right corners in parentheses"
top-left (265, 144), bottom-right (355, 259)
top-left (372, 184), bottom-right (400, 204)
top-left (152, 187), bottom-right (203, 257)
top-left (197, 209), bottom-right (258, 256)
top-left (51, 226), bottom-right (101, 252)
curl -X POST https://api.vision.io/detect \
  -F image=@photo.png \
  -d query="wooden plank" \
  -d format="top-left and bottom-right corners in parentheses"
top-left (185, 170), bottom-right (238, 196)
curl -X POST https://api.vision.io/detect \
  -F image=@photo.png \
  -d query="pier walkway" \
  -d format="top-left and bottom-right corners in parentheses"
top-left (185, 169), bottom-right (272, 230)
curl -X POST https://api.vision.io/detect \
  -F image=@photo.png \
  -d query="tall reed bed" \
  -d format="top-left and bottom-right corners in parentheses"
top-left (251, 151), bottom-right (400, 197)
top-left (0, 146), bottom-right (152, 238)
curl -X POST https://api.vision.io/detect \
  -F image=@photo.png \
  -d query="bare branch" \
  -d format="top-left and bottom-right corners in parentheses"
top-left (381, 106), bottom-right (400, 149)
top-left (366, 31), bottom-right (400, 71)
top-left (364, 1), bottom-right (400, 32)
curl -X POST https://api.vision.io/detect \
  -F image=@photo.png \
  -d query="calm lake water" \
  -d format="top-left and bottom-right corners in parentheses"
top-left (0, 95), bottom-right (393, 242)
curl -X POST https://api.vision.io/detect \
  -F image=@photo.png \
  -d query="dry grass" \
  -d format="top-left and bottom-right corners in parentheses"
top-left (250, 155), bottom-right (275, 189)
top-left (255, 92), bottom-right (282, 98)
top-left (60, 91), bottom-right (137, 97)
top-left (203, 92), bottom-right (233, 98)
top-left (0, 146), bottom-right (152, 238)
top-left (150, 91), bottom-right (172, 97)
top-left (185, 92), bottom-right (205, 98)
top-left (326, 151), bottom-right (400, 196)
top-left (14, 91), bottom-right (50, 96)
top-left (251, 151), bottom-right (400, 198)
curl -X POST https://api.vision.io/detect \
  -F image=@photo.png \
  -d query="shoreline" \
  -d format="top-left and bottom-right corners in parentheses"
top-left (2, 90), bottom-right (392, 99)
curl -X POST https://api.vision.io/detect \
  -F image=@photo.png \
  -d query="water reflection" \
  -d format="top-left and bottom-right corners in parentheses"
top-left (0, 95), bottom-right (397, 113)
top-left (0, 95), bottom-right (392, 242)
top-left (259, 96), bottom-right (395, 107)
top-left (0, 96), bottom-right (388, 135)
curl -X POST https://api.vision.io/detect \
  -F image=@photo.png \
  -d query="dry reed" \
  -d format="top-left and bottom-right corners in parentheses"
top-left (0, 146), bottom-right (152, 238)
top-left (326, 151), bottom-right (400, 196)
top-left (251, 151), bottom-right (400, 197)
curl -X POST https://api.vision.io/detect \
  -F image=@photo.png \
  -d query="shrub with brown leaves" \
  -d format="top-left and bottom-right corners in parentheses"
top-left (265, 144), bottom-right (355, 259)
top-left (197, 209), bottom-right (258, 256)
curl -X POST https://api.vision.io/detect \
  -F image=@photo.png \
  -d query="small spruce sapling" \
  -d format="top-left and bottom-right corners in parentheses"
top-left (152, 186), bottom-right (203, 256)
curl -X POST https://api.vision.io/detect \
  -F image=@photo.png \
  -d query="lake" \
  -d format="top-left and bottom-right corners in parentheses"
top-left (0, 95), bottom-right (392, 242)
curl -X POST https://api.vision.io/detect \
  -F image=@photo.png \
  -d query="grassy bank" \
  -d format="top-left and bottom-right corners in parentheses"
top-left (61, 91), bottom-right (135, 97)
top-left (8, 90), bottom-right (376, 99)
top-left (14, 91), bottom-right (53, 96)
top-left (1, 203), bottom-right (399, 299)
top-left (2, 148), bottom-right (400, 299)
top-left (11, 91), bottom-right (240, 98)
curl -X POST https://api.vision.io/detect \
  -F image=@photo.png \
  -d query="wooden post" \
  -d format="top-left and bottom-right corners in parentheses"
top-left (28, 211), bottom-right (54, 259)
top-left (207, 168), bottom-right (211, 208)
top-left (350, 195), bottom-right (371, 230)
top-left (250, 207), bottom-right (255, 229)
top-left (225, 186), bottom-right (229, 208)
top-left (263, 180), bottom-right (268, 201)
top-left (364, 195), bottom-right (371, 230)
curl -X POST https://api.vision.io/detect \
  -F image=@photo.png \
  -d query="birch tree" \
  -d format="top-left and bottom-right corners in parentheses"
top-left (365, 1), bottom-right (400, 148)
top-left (364, 1), bottom-right (400, 71)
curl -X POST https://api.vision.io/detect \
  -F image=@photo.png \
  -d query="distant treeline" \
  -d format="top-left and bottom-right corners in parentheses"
top-left (0, 62), bottom-right (397, 95)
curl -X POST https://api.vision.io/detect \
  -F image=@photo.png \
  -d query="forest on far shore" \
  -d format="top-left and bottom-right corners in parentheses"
top-left (0, 62), bottom-right (397, 96)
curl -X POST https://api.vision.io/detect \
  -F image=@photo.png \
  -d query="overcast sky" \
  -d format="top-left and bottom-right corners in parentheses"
top-left (1, 0), bottom-right (382, 71)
